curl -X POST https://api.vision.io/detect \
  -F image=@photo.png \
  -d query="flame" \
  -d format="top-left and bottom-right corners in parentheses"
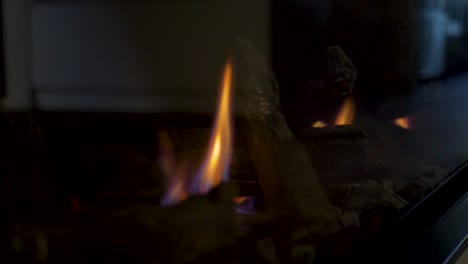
top-left (192, 60), bottom-right (233, 194)
top-left (312, 120), bottom-right (327, 128)
top-left (234, 196), bottom-right (250, 204)
top-left (334, 96), bottom-right (356, 125)
top-left (159, 131), bottom-right (191, 206)
top-left (234, 196), bottom-right (256, 215)
top-left (161, 171), bottom-right (189, 206)
top-left (310, 96), bottom-right (356, 128)
top-left (394, 116), bottom-right (411, 130)
top-left (158, 131), bottom-right (176, 177)
top-left (160, 60), bottom-right (234, 205)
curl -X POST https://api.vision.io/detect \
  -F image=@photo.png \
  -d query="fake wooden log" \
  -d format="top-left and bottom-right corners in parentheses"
top-left (282, 46), bottom-right (358, 130)
top-left (297, 125), bottom-right (368, 185)
top-left (326, 46), bottom-right (358, 96)
top-left (72, 183), bottom-right (240, 264)
top-left (233, 38), bottom-right (340, 233)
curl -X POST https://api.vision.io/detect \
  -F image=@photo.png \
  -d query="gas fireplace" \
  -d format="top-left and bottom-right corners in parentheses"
top-left (0, 0), bottom-right (467, 263)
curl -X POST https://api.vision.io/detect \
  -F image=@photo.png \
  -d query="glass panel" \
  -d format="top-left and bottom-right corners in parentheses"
top-left (1, 0), bottom-right (466, 262)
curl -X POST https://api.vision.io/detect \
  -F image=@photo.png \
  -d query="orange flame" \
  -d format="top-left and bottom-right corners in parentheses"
top-left (394, 116), bottom-right (411, 130)
top-left (234, 196), bottom-right (250, 204)
top-left (159, 131), bottom-right (190, 206)
top-left (193, 60), bottom-right (233, 194)
top-left (334, 96), bottom-right (356, 125)
top-left (160, 60), bottom-right (234, 205)
top-left (312, 120), bottom-right (327, 128)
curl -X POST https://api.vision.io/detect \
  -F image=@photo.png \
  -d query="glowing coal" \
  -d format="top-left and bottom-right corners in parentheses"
top-left (394, 116), bottom-right (412, 130)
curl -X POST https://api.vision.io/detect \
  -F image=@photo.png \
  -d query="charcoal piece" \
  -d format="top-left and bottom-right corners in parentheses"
top-left (73, 183), bottom-right (240, 264)
top-left (234, 37), bottom-right (340, 233)
top-left (297, 126), bottom-right (368, 185)
top-left (326, 46), bottom-right (357, 96)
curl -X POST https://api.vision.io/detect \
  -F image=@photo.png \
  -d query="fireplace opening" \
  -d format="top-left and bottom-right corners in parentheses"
top-left (1, 0), bottom-right (468, 263)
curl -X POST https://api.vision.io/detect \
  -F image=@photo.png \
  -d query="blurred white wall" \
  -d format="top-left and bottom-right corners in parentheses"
top-left (11, 0), bottom-right (271, 112)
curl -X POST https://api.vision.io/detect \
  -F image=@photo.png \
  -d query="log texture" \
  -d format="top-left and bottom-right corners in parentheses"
top-left (233, 38), bottom-right (340, 233)
top-left (72, 183), bottom-right (240, 264)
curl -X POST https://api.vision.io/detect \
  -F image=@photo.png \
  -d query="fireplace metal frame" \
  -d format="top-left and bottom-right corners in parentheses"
top-left (351, 161), bottom-right (468, 264)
